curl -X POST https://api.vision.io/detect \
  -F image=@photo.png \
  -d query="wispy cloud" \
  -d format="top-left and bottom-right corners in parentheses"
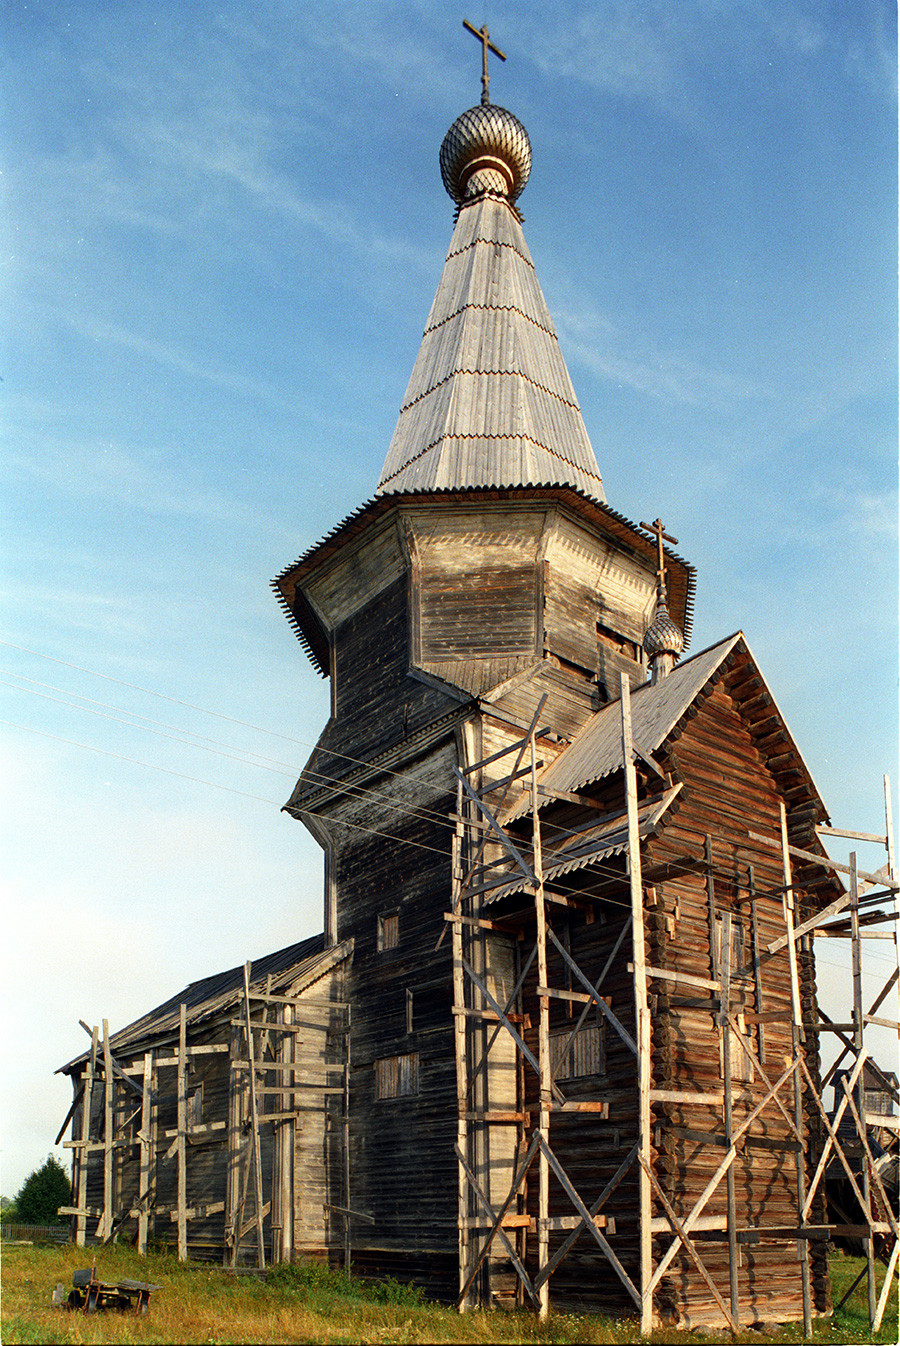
top-left (550, 293), bottom-right (766, 409)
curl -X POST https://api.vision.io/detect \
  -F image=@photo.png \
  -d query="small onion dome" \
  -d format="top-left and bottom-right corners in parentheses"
top-left (440, 104), bottom-right (532, 204)
top-left (643, 601), bottom-right (685, 660)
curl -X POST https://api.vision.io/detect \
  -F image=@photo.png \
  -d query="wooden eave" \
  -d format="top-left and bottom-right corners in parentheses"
top-left (273, 486), bottom-right (696, 677)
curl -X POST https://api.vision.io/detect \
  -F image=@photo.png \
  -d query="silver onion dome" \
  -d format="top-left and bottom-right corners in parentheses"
top-left (643, 600), bottom-right (685, 659)
top-left (440, 104), bottom-right (532, 204)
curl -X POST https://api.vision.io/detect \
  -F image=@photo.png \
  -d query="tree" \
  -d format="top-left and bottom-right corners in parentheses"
top-left (15, 1156), bottom-right (71, 1224)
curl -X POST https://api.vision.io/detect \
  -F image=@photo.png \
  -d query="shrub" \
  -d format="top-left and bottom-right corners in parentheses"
top-left (14, 1157), bottom-right (71, 1225)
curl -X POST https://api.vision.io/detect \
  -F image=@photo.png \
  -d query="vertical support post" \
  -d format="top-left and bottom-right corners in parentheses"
top-left (884, 775), bottom-right (896, 881)
top-left (100, 1020), bottom-right (114, 1241)
top-left (137, 1050), bottom-right (152, 1256)
top-left (343, 1005), bottom-right (352, 1274)
top-left (621, 674), bottom-right (652, 1335)
top-left (176, 1003), bottom-right (188, 1260)
top-left (242, 962), bottom-right (267, 1269)
top-left (748, 868), bottom-right (765, 1064)
top-left (705, 837), bottom-right (718, 987)
top-left (849, 854), bottom-right (877, 1322)
top-left (719, 913), bottom-right (740, 1326)
top-left (779, 802), bottom-right (811, 1336)
top-left (274, 1004), bottom-right (294, 1264)
top-left (224, 1024), bottom-right (242, 1266)
top-left (74, 1026), bottom-right (97, 1248)
top-left (531, 731), bottom-right (550, 1320)
top-left (451, 784), bottom-right (470, 1309)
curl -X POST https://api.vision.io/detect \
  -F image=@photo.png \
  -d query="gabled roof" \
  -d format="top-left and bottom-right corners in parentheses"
top-left (58, 935), bottom-right (353, 1072)
top-left (504, 632), bottom-right (829, 825)
top-left (375, 195), bottom-right (605, 502)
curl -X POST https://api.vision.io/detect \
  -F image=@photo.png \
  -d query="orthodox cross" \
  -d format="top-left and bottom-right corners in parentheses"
top-left (639, 517), bottom-right (678, 595)
top-left (463, 18), bottom-right (506, 105)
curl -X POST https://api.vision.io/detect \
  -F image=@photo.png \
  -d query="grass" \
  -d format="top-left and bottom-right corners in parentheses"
top-left (0, 1242), bottom-right (895, 1345)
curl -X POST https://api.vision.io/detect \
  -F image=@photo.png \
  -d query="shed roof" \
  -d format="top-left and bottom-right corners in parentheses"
top-left (59, 934), bottom-right (352, 1072)
top-left (504, 631), bottom-right (828, 824)
top-left (375, 194), bottom-right (605, 501)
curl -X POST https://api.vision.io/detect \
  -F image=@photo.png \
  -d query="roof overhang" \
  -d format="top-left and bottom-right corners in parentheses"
top-left (273, 485), bottom-right (696, 676)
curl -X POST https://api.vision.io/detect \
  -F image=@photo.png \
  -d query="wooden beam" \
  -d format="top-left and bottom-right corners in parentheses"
top-left (242, 963), bottom-right (266, 1270)
top-left (621, 673), bottom-right (652, 1334)
top-left (176, 1004), bottom-right (187, 1260)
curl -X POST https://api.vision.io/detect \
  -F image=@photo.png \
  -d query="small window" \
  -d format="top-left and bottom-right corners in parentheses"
top-left (721, 1011), bottom-right (750, 1083)
top-left (187, 1084), bottom-right (203, 1129)
top-left (377, 912), bottom-right (399, 952)
top-left (550, 1023), bottom-right (603, 1081)
top-left (865, 1090), bottom-right (893, 1116)
top-left (375, 1052), bottom-right (419, 1099)
top-left (715, 911), bottom-right (748, 980)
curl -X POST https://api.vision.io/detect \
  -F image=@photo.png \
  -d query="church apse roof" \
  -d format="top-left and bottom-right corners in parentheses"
top-left (375, 103), bottom-right (605, 503)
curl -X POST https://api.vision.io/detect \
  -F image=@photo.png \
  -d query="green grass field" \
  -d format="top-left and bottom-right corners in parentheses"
top-left (1, 1242), bottom-right (895, 1345)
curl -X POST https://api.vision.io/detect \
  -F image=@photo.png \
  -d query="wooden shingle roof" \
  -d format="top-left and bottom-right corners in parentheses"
top-left (376, 194), bottom-right (605, 501)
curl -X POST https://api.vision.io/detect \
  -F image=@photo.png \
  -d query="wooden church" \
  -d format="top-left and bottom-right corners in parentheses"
top-left (60, 46), bottom-right (843, 1333)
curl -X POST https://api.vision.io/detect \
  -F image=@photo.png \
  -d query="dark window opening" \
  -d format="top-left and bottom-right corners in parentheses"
top-left (377, 911), bottom-right (399, 952)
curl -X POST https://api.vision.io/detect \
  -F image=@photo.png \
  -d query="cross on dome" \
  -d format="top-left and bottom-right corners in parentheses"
top-left (640, 517), bottom-right (685, 678)
top-left (640, 517), bottom-right (679, 600)
top-left (462, 18), bottom-right (505, 105)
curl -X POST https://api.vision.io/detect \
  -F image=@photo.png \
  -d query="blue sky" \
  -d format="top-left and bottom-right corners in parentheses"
top-left (1, 1), bottom-right (896, 1195)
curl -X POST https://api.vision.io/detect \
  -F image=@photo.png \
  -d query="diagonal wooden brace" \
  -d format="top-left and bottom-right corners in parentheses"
top-left (456, 1130), bottom-right (542, 1307)
top-left (547, 926), bottom-right (637, 1055)
top-left (455, 1143), bottom-right (539, 1308)
top-left (648, 1055), bottom-right (799, 1295)
top-left (538, 1137), bottom-right (641, 1309)
top-left (640, 1152), bottom-right (739, 1336)
top-left (534, 1141), bottom-right (638, 1291)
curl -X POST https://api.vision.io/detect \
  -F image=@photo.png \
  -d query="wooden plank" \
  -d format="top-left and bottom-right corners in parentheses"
top-left (650, 1089), bottom-right (725, 1106)
top-left (242, 963), bottom-right (266, 1270)
top-left (532, 732), bottom-right (551, 1320)
top-left (779, 801), bottom-right (811, 1335)
top-left (443, 911), bottom-right (518, 932)
top-left (551, 1100), bottom-right (609, 1115)
top-left (99, 1021), bottom-right (114, 1243)
top-left (450, 807), bottom-right (469, 1311)
top-left (137, 1052), bottom-right (152, 1256)
top-left (748, 831), bottom-right (897, 891)
top-left (74, 1026), bottom-right (97, 1249)
top-left (176, 1005), bottom-right (187, 1261)
top-left (536, 984), bottom-right (592, 1004)
top-left (640, 963), bottom-right (720, 992)
top-left (720, 913), bottom-right (740, 1328)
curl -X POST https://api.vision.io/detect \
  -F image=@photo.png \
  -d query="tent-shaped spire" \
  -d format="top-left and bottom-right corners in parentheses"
top-left (376, 104), bottom-right (605, 503)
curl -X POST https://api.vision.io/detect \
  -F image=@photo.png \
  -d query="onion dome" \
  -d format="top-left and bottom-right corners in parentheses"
top-left (440, 104), bottom-right (532, 204)
top-left (644, 598), bottom-right (685, 660)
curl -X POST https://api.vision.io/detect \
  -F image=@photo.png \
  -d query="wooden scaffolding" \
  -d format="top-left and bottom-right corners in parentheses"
top-left (61, 961), bottom-right (351, 1268)
top-left (447, 681), bottom-right (898, 1333)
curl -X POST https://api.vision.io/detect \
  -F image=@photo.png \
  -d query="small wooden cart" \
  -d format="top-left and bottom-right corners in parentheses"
top-left (65, 1266), bottom-right (159, 1313)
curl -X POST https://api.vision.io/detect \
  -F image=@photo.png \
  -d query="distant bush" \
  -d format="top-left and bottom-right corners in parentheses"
top-left (14, 1158), bottom-right (71, 1225)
